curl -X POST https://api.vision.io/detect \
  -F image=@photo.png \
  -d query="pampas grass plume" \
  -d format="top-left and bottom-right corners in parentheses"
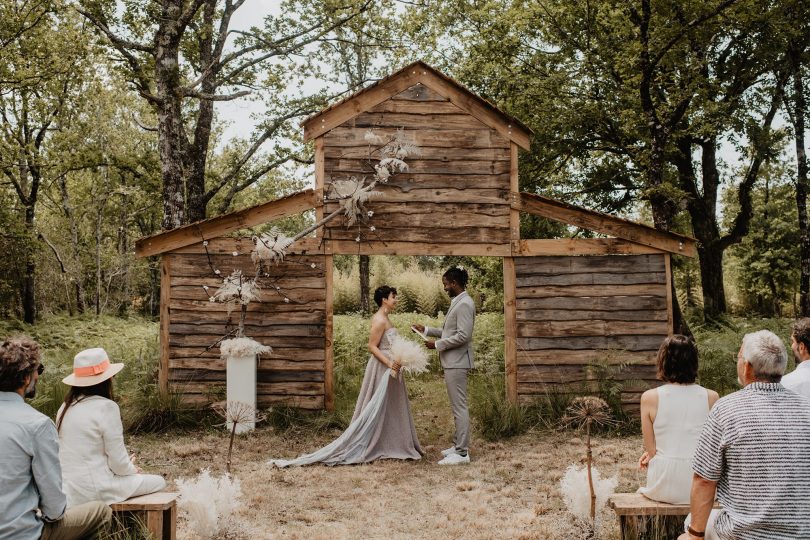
top-left (220, 337), bottom-right (272, 361)
top-left (389, 334), bottom-right (429, 374)
top-left (177, 469), bottom-right (242, 539)
top-left (559, 464), bottom-right (617, 520)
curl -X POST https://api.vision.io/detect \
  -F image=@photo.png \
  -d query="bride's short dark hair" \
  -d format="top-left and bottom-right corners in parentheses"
top-left (374, 285), bottom-right (397, 307)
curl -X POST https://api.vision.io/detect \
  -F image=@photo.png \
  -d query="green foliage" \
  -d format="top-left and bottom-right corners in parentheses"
top-left (469, 374), bottom-right (531, 441)
top-left (724, 167), bottom-right (800, 317)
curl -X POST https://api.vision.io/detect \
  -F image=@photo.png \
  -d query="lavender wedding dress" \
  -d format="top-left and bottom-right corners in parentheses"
top-left (268, 328), bottom-right (423, 467)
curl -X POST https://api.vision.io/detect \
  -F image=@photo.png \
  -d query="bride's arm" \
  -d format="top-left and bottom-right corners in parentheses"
top-left (368, 317), bottom-right (399, 372)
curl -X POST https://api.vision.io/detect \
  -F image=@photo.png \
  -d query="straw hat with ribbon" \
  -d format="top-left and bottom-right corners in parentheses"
top-left (62, 348), bottom-right (124, 387)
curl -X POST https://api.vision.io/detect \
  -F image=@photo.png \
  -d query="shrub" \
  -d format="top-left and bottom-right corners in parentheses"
top-left (469, 373), bottom-right (531, 440)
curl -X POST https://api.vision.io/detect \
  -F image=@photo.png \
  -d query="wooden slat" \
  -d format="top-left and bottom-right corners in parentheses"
top-left (169, 368), bottom-right (324, 383)
top-left (169, 298), bottom-right (326, 314)
top-left (516, 192), bottom-right (696, 257)
top-left (169, 346), bottom-right (324, 361)
top-left (324, 254), bottom-right (334, 411)
top-left (325, 157), bottom-right (511, 175)
top-left (170, 310), bottom-right (325, 325)
top-left (169, 286), bottom-right (325, 302)
top-left (516, 284), bottom-right (667, 298)
top-left (175, 381), bottom-right (324, 395)
top-left (169, 357), bottom-right (324, 371)
top-left (323, 210), bottom-right (508, 229)
top-left (324, 144), bottom-right (510, 162)
top-left (135, 190), bottom-right (319, 258)
top-left (516, 320), bottom-right (670, 337)
top-left (516, 349), bottom-right (657, 366)
top-left (517, 380), bottom-right (654, 394)
top-left (323, 240), bottom-right (511, 257)
top-left (391, 84), bottom-right (448, 101)
top-left (169, 335), bottom-right (324, 348)
top-left (167, 254), bottom-right (324, 279)
top-left (518, 238), bottom-right (666, 256)
top-left (367, 99), bottom-right (462, 114)
top-left (314, 137), bottom-right (325, 242)
top-left (323, 127), bottom-right (507, 149)
top-left (517, 308), bottom-right (668, 322)
top-left (516, 295), bottom-right (667, 311)
top-left (516, 364), bottom-right (657, 384)
top-left (169, 323), bottom-right (324, 337)
top-left (326, 187), bottom-right (510, 205)
top-left (608, 493), bottom-right (722, 517)
top-left (168, 237), bottom-right (322, 255)
top-left (503, 257), bottom-right (517, 403)
top-left (514, 253), bottom-right (666, 274)
top-left (516, 272), bottom-right (665, 287)
top-left (516, 335), bottom-right (665, 351)
top-left (110, 492), bottom-right (178, 511)
top-left (176, 392), bottom-right (324, 409)
top-left (349, 112), bottom-right (491, 130)
top-left (159, 257), bottom-right (171, 397)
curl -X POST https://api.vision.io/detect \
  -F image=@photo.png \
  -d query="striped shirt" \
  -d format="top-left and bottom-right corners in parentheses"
top-left (692, 382), bottom-right (810, 539)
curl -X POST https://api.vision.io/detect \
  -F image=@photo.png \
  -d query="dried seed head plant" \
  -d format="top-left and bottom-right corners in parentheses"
top-left (211, 400), bottom-right (267, 474)
top-left (560, 397), bottom-right (617, 534)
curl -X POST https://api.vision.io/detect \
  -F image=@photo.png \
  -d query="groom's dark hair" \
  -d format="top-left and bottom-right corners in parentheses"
top-left (443, 267), bottom-right (469, 288)
top-left (374, 285), bottom-right (397, 307)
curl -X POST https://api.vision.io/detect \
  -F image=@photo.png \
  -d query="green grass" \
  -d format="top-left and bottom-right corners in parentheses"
top-left (5, 312), bottom-right (796, 441)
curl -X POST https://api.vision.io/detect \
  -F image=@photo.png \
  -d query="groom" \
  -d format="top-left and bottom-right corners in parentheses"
top-left (413, 267), bottom-right (475, 465)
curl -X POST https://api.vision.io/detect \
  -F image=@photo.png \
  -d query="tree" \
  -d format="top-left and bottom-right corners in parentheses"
top-left (0, 2), bottom-right (95, 322)
top-left (78, 0), bottom-right (373, 230)
top-left (407, 0), bottom-right (791, 322)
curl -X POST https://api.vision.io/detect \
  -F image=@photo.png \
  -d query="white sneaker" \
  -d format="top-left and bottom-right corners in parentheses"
top-left (438, 452), bottom-right (470, 465)
top-left (441, 446), bottom-right (457, 457)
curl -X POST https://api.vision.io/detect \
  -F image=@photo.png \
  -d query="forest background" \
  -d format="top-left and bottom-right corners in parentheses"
top-left (1, 0), bottom-right (808, 328)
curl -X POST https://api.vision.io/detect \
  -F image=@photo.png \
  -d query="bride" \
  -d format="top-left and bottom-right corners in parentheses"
top-left (268, 285), bottom-right (424, 466)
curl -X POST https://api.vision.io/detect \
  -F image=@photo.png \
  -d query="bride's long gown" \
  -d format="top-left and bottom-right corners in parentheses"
top-left (268, 327), bottom-right (423, 467)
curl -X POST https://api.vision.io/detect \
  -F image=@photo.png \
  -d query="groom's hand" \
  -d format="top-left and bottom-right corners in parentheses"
top-left (412, 324), bottom-right (425, 333)
top-left (425, 340), bottom-right (436, 350)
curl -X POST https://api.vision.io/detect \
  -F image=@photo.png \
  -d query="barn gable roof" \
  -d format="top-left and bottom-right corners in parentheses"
top-left (301, 61), bottom-right (533, 150)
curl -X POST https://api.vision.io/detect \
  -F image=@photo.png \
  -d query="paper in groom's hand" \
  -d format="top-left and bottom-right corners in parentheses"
top-left (410, 325), bottom-right (429, 341)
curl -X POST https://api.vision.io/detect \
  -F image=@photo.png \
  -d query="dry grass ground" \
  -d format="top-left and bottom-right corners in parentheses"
top-left (128, 376), bottom-right (646, 540)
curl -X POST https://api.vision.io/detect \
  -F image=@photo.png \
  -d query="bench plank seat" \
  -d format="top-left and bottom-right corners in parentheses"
top-left (111, 492), bottom-right (178, 540)
top-left (608, 493), bottom-right (721, 540)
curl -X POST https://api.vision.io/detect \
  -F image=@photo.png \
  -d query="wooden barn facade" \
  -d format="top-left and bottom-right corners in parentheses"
top-left (135, 61), bottom-right (696, 412)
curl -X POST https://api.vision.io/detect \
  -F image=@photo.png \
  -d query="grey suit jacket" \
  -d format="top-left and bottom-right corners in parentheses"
top-left (426, 291), bottom-right (475, 369)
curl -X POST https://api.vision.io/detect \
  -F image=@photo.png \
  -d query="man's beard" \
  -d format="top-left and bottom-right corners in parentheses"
top-left (24, 379), bottom-right (37, 399)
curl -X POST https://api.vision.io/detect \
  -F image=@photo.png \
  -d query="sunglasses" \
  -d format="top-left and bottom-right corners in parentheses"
top-left (37, 363), bottom-right (45, 375)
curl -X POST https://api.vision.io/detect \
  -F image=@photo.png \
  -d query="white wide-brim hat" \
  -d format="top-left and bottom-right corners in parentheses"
top-left (62, 347), bottom-right (124, 387)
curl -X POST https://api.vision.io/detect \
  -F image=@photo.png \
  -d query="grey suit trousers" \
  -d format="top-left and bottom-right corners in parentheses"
top-left (444, 368), bottom-right (470, 453)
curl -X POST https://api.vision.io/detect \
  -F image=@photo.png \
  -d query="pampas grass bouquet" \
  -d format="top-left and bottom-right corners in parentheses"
top-left (388, 335), bottom-right (429, 376)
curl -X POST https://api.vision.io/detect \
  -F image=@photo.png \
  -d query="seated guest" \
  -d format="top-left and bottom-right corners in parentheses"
top-left (0, 337), bottom-right (110, 540)
top-left (637, 335), bottom-right (719, 504)
top-left (56, 348), bottom-right (166, 506)
top-left (679, 330), bottom-right (810, 540)
top-left (782, 318), bottom-right (810, 398)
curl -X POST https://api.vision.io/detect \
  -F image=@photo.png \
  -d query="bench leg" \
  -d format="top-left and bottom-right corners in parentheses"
top-left (618, 516), bottom-right (628, 540)
top-left (146, 510), bottom-right (163, 540)
top-left (163, 504), bottom-right (176, 540)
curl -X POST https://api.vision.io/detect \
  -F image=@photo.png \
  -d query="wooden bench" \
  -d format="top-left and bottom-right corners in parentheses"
top-left (608, 493), bottom-right (720, 540)
top-left (110, 492), bottom-right (178, 540)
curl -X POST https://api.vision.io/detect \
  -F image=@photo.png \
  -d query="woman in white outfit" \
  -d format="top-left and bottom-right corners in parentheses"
top-left (637, 335), bottom-right (719, 504)
top-left (56, 348), bottom-right (166, 506)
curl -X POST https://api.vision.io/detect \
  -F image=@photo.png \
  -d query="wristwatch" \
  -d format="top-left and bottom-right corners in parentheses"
top-left (687, 525), bottom-right (705, 538)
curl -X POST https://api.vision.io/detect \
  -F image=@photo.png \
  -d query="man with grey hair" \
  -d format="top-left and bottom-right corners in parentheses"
top-left (678, 330), bottom-right (810, 540)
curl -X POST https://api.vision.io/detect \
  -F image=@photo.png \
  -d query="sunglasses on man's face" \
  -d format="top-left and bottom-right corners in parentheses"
top-left (37, 363), bottom-right (45, 375)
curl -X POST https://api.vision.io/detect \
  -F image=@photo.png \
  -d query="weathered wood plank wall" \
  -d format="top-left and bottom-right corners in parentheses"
top-left (164, 238), bottom-right (327, 409)
top-left (321, 83), bottom-right (512, 256)
top-left (514, 253), bottom-right (671, 411)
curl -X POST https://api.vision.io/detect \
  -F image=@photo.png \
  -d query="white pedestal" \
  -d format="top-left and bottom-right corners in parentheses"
top-left (226, 354), bottom-right (256, 434)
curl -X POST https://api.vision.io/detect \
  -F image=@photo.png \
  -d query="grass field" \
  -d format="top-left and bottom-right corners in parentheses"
top-left (0, 313), bottom-right (798, 538)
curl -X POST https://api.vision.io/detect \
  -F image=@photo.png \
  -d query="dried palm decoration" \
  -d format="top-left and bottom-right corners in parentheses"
top-left (327, 176), bottom-right (383, 226)
top-left (211, 270), bottom-right (259, 313)
top-left (252, 227), bottom-right (295, 265)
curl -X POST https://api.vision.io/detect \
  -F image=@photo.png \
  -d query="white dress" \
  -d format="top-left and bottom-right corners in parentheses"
top-left (637, 384), bottom-right (710, 504)
top-left (57, 396), bottom-right (166, 505)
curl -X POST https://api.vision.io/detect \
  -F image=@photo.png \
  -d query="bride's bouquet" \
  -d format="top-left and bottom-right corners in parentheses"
top-left (388, 334), bottom-right (430, 377)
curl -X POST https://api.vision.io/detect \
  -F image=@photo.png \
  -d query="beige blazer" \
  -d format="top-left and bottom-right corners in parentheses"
top-left (426, 291), bottom-right (476, 369)
top-left (57, 396), bottom-right (142, 505)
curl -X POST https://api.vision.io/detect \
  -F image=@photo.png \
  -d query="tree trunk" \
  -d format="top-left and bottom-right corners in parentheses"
top-left (21, 205), bottom-right (36, 324)
top-left (359, 255), bottom-right (370, 314)
top-left (789, 44), bottom-right (810, 315)
top-left (155, 1), bottom-right (187, 230)
top-left (57, 173), bottom-right (86, 313)
top-left (185, 0), bottom-right (216, 223)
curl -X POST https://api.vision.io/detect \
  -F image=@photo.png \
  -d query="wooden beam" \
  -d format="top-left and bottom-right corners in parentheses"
top-left (509, 143), bottom-right (521, 255)
top-left (314, 137), bottom-right (325, 244)
top-left (515, 192), bottom-right (697, 257)
top-left (135, 189), bottom-right (319, 258)
top-left (159, 257), bottom-right (171, 397)
top-left (503, 257), bottom-right (518, 403)
top-left (324, 255), bottom-right (334, 411)
top-left (324, 240), bottom-right (511, 257)
top-left (665, 253), bottom-right (674, 334)
top-left (518, 238), bottom-right (667, 256)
